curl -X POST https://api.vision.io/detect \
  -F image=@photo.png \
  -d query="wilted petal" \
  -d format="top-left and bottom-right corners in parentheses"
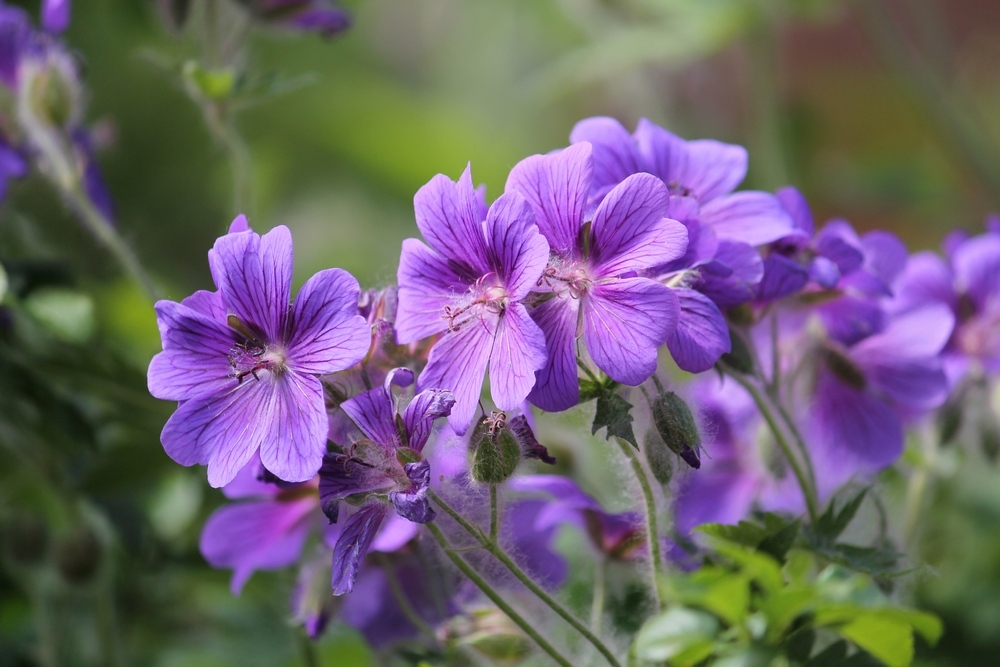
top-left (418, 316), bottom-right (494, 434)
top-left (584, 278), bottom-right (678, 385)
top-left (485, 192), bottom-right (550, 299)
top-left (331, 503), bottom-right (389, 595)
top-left (527, 296), bottom-right (580, 412)
top-left (396, 238), bottom-right (467, 343)
top-left (341, 381), bottom-right (398, 449)
top-left (287, 268), bottom-right (369, 374)
top-left (413, 166), bottom-right (490, 275)
top-left (569, 116), bottom-right (643, 202)
top-left (213, 225), bottom-right (293, 342)
top-left (666, 288), bottom-right (730, 373)
top-left (489, 303), bottom-right (547, 411)
top-left (505, 143), bottom-right (591, 256)
top-left (700, 192), bottom-right (792, 246)
top-left (389, 461), bottom-right (435, 523)
top-left (590, 174), bottom-right (684, 276)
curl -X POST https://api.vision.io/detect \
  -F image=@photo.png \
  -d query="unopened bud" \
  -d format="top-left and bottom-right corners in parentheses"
top-left (54, 526), bottom-right (101, 585)
top-left (643, 429), bottom-right (674, 485)
top-left (441, 608), bottom-right (532, 664)
top-left (470, 412), bottom-right (520, 484)
top-left (650, 391), bottom-right (702, 470)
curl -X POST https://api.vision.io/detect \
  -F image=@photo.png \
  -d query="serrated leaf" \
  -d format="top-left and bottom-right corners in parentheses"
top-left (592, 390), bottom-right (638, 448)
top-left (815, 543), bottom-right (901, 576)
top-left (634, 607), bottom-right (719, 663)
top-left (579, 375), bottom-right (617, 402)
top-left (808, 490), bottom-right (867, 546)
top-left (838, 612), bottom-right (913, 667)
top-left (667, 567), bottom-right (750, 626)
top-left (758, 518), bottom-right (800, 563)
top-left (696, 521), bottom-right (767, 549)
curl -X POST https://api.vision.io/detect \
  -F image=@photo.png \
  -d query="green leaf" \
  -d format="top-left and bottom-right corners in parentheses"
top-left (815, 543), bottom-right (901, 576)
top-left (667, 567), bottom-right (750, 626)
top-left (760, 588), bottom-right (817, 639)
top-left (182, 61), bottom-right (236, 101)
top-left (633, 607), bottom-right (719, 663)
top-left (809, 490), bottom-right (867, 545)
top-left (757, 517), bottom-right (801, 563)
top-left (24, 288), bottom-right (95, 344)
top-left (579, 375), bottom-right (617, 402)
top-left (592, 390), bottom-right (638, 448)
top-left (838, 612), bottom-right (914, 667)
top-left (805, 640), bottom-right (848, 667)
top-left (709, 541), bottom-right (784, 594)
top-left (696, 521), bottom-right (767, 549)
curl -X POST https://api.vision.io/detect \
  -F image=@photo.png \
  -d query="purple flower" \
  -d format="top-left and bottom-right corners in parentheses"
top-left (318, 368), bottom-right (454, 594)
top-left (395, 165), bottom-right (549, 432)
top-left (148, 218), bottom-right (371, 487)
top-left (570, 117), bottom-right (792, 246)
top-left (250, 0), bottom-right (351, 37)
top-left (41, 0), bottom-right (69, 34)
top-left (505, 142), bottom-right (688, 411)
top-left (0, 138), bottom-right (26, 200)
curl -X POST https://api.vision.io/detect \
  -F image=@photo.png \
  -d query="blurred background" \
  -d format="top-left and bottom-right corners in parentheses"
top-left (2, 0), bottom-right (1000, 665)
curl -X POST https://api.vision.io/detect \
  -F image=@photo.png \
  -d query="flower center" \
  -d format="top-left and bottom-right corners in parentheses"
top-left (442, 272), bottom-right (509, 332)
top-left (538, 263), bottom-right (594, 299)
top-left (228, 342), bottom-right (288, 383)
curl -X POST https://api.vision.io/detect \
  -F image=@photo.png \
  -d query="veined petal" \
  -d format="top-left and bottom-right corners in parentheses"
top-left (331, 503), bottom-right (389, 595)
top-left (418, 316), bottom-right (495, 434)
top-left (402, 388), bottom-right (456, 452)
top-left (148, 301), bottom-right (234, 401)
top-left (389, 460), bottom-right (435, 523)
top-left (258, 372), bottom-right (330, 484)
top-left (413, 166), bottom-right (490, 276)
top-left (583, 278), bottom-right (677, 385)
top-left (318, 452), bottom-right (396, 522)
top-left (590, 173), bottom-right (684, 276)
top-left (488, 302), bottom-right (547, 410)
top-left (569, 116), bottom-right (644, 202)
top-left (341, 381), bottom-right (398, 449)
top-left (485, 191), bottom-right (550, 299)
top-left (214, 225), bottom-right (293, 343)
top-left (700, 192), bottom-right (792, 246)
top-left (666, 288), bottom-right (731, 373)
top-left (288, 268), bottom-right (370, 375)
top-left (505, 143), bottom-right (591, 256)
top-left (396, 238), bottom-right (467, 343)
top-left (527, 296), bottom-right (580, 412)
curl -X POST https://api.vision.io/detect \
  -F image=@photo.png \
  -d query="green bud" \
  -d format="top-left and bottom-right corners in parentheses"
top-left (643, 428), bottom-right (674, 485)
top-left (25, 56), bottom-right (80, 128)
top-left (442, 608), bottom-right (532, 665)
top-left (54, 526), bottom-right (102, 585)
top-left (182, 61), bottom-right (236, 102)
top-left (650, 391), bottom-right (702, 470)
top-left (470, 412), bottom-right (520, 484)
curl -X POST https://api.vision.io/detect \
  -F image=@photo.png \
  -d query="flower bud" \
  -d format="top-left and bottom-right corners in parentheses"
top-left (440, 608), bottom-right (532, 664)
top-left (642, 428), bottom-right (674, 485)
top-left (650, 391), bottom-right (702, 470)
top-left (470, 412), bottom-right (520, 485)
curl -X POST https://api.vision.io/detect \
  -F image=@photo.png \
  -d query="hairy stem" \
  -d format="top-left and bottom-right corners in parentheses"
top-left (615, 437), bottom-right (665, 611)
top-left (590, 557), bottom-right (607, 633)
top-left (430, 491), bottom-right (623, 667)
top-left (425, 522), bottom-right (574, 667)
top-left (489, 484), bottom-right (499, 542)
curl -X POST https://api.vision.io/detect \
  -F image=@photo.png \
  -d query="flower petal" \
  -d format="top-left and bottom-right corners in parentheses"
top-left (776, 186), bottom-right (814, 235)
top-left (666, 288), bottom-right (731, 373)
top-left (413, 165), bottom-right (490, 276)
top-left (527, 296), bottom-right (580, 412)
top-left (287, 268), bottom-right (369, 375)
top-left (695, 240), bottom-right (763, 308)
top-left (258, 372), bottom-right (330, 484)
top-left (485, 191), bottom-right (550, 299)
top-left (331, 503), bottom-right (389, 595)
top-left (389, 460), bottom-right (435, 523)
top-left (148, 300), bottom-right (234, 401)
top-left (395, 238), bottom-right (468, 343)
top-left (700, 192), bottom-right (792, 246)
top-left (583, 278), bottom-right (678, 385)
top-left (418, 316), bottom-right (495, 434)
top-left (952, 232), bottom-right (1000, 311)
top-left (890, 251), bottom-right (956, 314)
top-left (489, 303), bottom-right (547, 411)
top-left (569, 116), bottom-right (643, 203)
top-left (402, 388), bottom-right (456, 452)
top-left (756, 254), bottom-right (809, 301)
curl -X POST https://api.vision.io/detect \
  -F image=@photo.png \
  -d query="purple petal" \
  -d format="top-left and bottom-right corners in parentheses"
top-left (634, 118), bottom-right (747, 202)
top-left (200, 496), bottom-right (315, 594)
top-left (890, 251), bottom-right (956, 314)
top-left (284, 6), bottom-right (351, 36)
top-left (41, 0), bottom-right (70, 33)
top-left (395, 238), bottom-right (467, 343)
top-left (583, 278), bottom-right (678, 385)
top-left (413, 166), bottom-right (490, 276)
top-left (509, 415), bottom-right (556, 464)
top-left (370, 513), bottom-right (420, 552)
top-left (852, 304), bottom-right (955, 362)
top-left (860, 230), bottom-right (908, 289)
top-left (817, 296), bottom-right (885, 347)
top-left (695, 240), bottom-right (763, 308)
top-left (952, 233), bottom-right (1000, 311)
top-left (148, 300), bottom-right (234, 401)
top-left (402, 388), bottom-right (456, 452)
top-left (288, 268), bottom-right (369, 374)
top-left (257, 372), bottom-right (330, 484)
top-left (229, 214), bottom-right (251, 234)
top-left (221, 455), bottom-right (274, 500)
top-left (775, 186), bottom-right (813, 235)
top-left (181, 289), bottom-right (226, 320)
top-left (331, 503), bottom-right (388, 595)
top-left (700, 192), bottom-right (793, 246)
top-left (484, 191), bottom-right (550, 299)
top-left (505, 143), bottom-right (591, 257)
top-left (340, 380), bottom-right (398, 449)
top-left (213, 226), bottom-right (293, 343)
top-left (814, 225), bottom-right (863, 275)
top-left (318, 453), bottom-right (396, 522)
top-left (500, 498), bottom-right (567, 588)
top-left (675, 470), bottom-right (758, 535)
top-left (590, 173), bottom-right (685, 276)
top-left (756, 254), bottom-right (809, 301)
top-left (809, 257), bottom-right (841, 288)
top-left (666, 288), bottom-right (730, 373)
top-left (489, 303), bottom-right (547, 411)
top-left (418, 316), bottom-right (494, 434)
top-left (569, 116), bottom-right (643, 203)
top-left (389, 460), bottom-right (435, 523)
top-left (527, 296), bottom-right (580, 413)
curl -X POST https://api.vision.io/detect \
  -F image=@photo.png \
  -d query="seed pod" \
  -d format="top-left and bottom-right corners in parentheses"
top-left (643, 429), bottom-right (674, 485)
top-left (470, 413), bottom-right (520, 484)
top-left (650, 391), bottom-right (702, 470)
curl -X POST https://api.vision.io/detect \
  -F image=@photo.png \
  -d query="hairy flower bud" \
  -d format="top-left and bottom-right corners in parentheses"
top-left (440, 608), bottom-right (532, 664)
top-left (650, 391), bottom-right (702, 470)
top-left (642, 428), bottom-right (674, 485)
top-left (470, 412), bottom-right (520, 485)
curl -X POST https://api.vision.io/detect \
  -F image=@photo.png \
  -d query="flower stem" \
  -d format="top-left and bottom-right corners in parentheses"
top-left (720, 361), bottom-right (820, 522)
top-left (297, 629), bottom-right (321, 667)
top-left (590, 557), bottom-right (607, 633)
top-left (489, 484), bottom-right (499, 542)
top-left (375, 554), bottom-right (437, 641)
top-left (615, 437), bottom-right (665, 611)
top-left (60, 183), bottom-right (160, 303)
top-left (430, 491), bottom-right (623, 667)
top-left (425, 522), bottom-right (574, 667)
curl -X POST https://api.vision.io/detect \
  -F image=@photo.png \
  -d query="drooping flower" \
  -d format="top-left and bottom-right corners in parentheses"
top-left (505, 142), bottom-right (688, 411)
top-left (319, 367), bottom-right (455, 594)
top-left (395, 165), bottom-right (549, 432)
top-left (148, 218), bottom-right (371, 487)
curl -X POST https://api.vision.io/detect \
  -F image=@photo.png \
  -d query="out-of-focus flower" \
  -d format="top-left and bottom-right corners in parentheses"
top-left (395, 165), bottom-right (549, 433)
top-left (240, 0), bottom-right (351, 37)
top-left (41, 0), bottom-right (70, 34)
top-left (148, 217), bottom-right (371, 487)
top-left (505, 142), bottom-right (687, 411)
top-left (319, 367), bottom-right (454, 594)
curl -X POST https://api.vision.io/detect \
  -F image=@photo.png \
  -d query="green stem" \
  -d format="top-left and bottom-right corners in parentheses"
top-left (720, 362), bottom-right (820, 522)
top-left (430, 491), bottom-right (623, 667)
top-left (590, 557), bottom-right (607, 633)
top-left (297, 629), bottom-right (320, 667)
top-left (375, 554), bottom-right (437, 640)
top-left (60, 184), bottom-right (159, 303)
top-left (615, 437), bottom-right (665, 611)
top-left (489, 484), bottom-right (499, 542)
top-left (903, 429), bottom-right (938, 546)
top-left (425, 522), bottom-right (574, 667)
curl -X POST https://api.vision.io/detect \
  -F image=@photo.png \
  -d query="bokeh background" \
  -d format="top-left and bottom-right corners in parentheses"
top-left (2, 0), bottom-right (1000, 665)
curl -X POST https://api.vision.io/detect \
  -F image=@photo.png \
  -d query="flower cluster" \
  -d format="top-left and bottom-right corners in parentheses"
top-left (148, 115), bottom-right (990, 659)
